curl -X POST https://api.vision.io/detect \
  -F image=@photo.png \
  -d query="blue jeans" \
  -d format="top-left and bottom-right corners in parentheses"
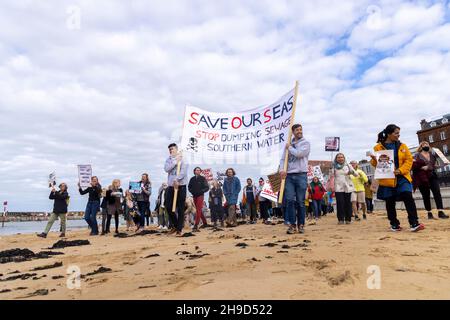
top-left (137, 201), bottom-right (149, 227)
top-left (84, 200), bottom-right (100, 234)
top-left (285, 173), bottom-right (307, 226)
top-left (312, 199), bottom-right (322, 219)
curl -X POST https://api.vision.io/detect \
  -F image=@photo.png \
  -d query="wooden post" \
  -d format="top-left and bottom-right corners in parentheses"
top-left (172, 154), bottom-right (182, 213)
top-left (278, 81), bottom-right (300, 204)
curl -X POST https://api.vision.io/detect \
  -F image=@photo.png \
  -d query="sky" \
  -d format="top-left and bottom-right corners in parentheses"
top-left (0, 0), bottom-right (449, 211)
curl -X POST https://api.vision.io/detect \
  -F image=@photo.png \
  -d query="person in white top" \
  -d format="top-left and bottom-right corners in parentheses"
top-left (332, 153), bottom-right (358, 224)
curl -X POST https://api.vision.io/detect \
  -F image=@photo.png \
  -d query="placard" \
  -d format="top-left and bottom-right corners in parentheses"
top-left (325, 137), bottom-right (340, 152)
top-left (260, 180), bottom-right (279, 202)
top-left (267, 172), bottom-right (282, 193)
top-left (374, 150), bottom-right (395, 179)
top-left (129, 181), bottom-right (142, 194)
top-left (77, 165), bottom-right (92, 188)
top-left (433, 148), bottom-right (450, 165)
top-left (48, 172), bottom-right (56, 188)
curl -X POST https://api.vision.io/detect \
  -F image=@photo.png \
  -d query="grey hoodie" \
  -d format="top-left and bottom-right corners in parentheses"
top-left (279, 137), bottom-right (311, 174)
top-left (164, 156), bottom-right (188, 187)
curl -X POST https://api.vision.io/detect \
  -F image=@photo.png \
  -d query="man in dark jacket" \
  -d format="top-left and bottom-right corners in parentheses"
top-left (38, 183), bottom-right (70, 238)
top-left (188, 167), bottom-right (210, 232)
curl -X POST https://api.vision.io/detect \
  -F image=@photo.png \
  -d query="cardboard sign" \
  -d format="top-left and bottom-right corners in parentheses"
top-left (325, 137), bottom-right (340, 152)
top-left (267, 172), bottom-right (282, 193)
top-left (129, 181), bottom-right (142, 194)
top-left (260, 180), bottom-right (279, 202)
top-left (307, 165), bottom-right (324, 183)
top-left (374, 150), bottom-right (395, 179)
top-left (216, 171), bottom-right (227, 182)
top-left (48, 172), bottom-right (56, 188)
top-left (77, 165), bottom-right (92, 188)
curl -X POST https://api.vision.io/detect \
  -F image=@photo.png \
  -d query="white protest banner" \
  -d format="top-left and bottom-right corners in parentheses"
top-left (216, 171), bottom-right (227, 182)
top-left (77, 165), bottom-right (92, 188)
top-left (200, 168), bottom-right (214, 182)
top-left (180, 88), bottom-right (295, 168)
top-left (433, 148), bottom-right (450, 165)
top-left (325, 137), bottom-right (340, 152)
top-left (48, 172), bottom-right (56, 188)
top-left (260, 180), bottom-right (279, 202)
top-left (129, 181), bottom-right (142, 194)
top-left (374, 150), bottom-right (395, 179)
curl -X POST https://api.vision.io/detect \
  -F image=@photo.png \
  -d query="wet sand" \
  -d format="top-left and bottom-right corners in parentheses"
top-left (0, 210), bottom-right (449, 300)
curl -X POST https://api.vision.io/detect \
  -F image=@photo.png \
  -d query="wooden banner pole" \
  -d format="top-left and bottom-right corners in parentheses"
top-left (278, 80), bottom-right (300, 204)
top-left (172, 106), bottom-right (188, 214)
top-left (172, 156), bottom-right (182, 213)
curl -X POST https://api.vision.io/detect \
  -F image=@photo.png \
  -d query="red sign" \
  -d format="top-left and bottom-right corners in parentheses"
top-left (200, 168), bottom-right (214, 182)
top-left (325, 137), bottom-right (340, 152)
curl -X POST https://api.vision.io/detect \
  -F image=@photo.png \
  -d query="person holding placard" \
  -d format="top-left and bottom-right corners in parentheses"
top-left (412, 141), bottom-right (449, 220)
top-left (38, 183), bottom-right (70, 238)
top-left (332, 153), bottom-right (358, 225)
top-left (370, 124), bottom-right (424, 232)
top-left (78, 176), bottom-right (102, 236)
top-left (105, 179), bottom-right (124, 234)
top-left (164, 143), bottom-right (188, 236)
top-left (136, 173), bottom-right (152, 231)
top-left (279, 124), bottom-right (311, 235)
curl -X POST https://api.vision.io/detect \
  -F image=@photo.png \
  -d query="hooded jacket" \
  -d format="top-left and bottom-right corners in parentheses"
top-left (49, 190), bottom-right (69, 214)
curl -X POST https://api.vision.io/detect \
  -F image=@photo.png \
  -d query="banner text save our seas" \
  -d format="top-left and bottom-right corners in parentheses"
top-left (187, 95), bottom-right (293, 153)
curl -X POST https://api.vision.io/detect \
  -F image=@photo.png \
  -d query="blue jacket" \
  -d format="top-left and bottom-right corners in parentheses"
top-left (223, 176), bottom-right (241, 205)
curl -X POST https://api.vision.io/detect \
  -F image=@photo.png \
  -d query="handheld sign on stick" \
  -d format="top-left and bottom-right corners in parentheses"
top-left (278, 80), bottom-right (300, 204)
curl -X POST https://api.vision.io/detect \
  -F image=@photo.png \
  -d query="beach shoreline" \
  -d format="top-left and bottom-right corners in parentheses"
top-left (1, 210), bottom-right (449, 300)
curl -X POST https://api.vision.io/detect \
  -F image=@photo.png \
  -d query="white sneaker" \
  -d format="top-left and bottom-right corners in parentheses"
top-left (163, 226), bottom-right (168, 230)
top-left (158, 225), bottom-right (163, 230)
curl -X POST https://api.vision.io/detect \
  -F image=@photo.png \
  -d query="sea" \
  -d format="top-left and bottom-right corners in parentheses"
top-left (0, 218), bottom-right (128, 236)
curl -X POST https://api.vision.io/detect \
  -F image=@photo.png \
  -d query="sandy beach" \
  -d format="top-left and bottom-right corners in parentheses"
top-left (1, 210), bottom-right (449, 300)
